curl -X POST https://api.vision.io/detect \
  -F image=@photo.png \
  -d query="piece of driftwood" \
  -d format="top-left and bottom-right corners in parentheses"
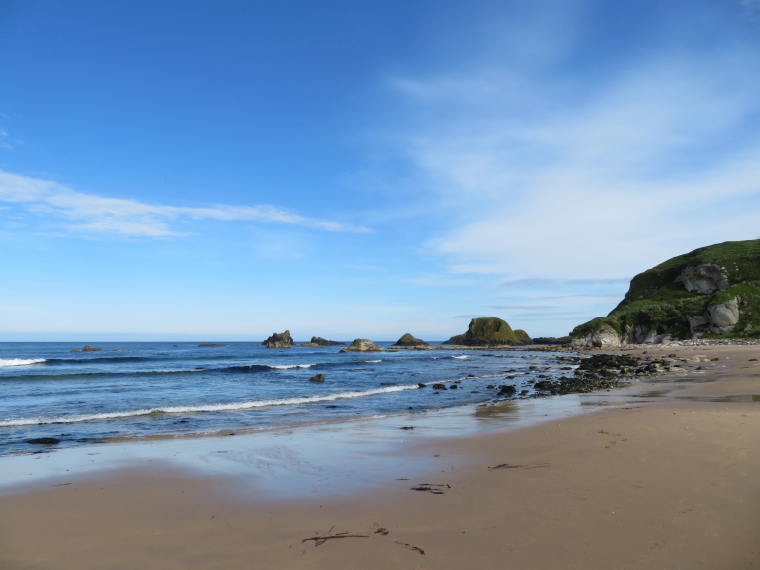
top-left (489, 462), bottom-right (549, 471)
top-left (301, 533), bottom-right (369, 547)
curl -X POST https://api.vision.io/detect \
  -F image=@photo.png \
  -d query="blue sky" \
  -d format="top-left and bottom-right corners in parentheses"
top-left (1, 0), bottom-right (760, 341)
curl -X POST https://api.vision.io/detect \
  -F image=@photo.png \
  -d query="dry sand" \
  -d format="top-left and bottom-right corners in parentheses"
top-left (1, 344), bottom-right (759, 569)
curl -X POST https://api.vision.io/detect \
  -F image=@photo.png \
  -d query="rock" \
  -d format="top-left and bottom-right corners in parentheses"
top-left (262, 330), bottom-right (293, 348)
top-left (81, 345), bottom-right (102, 352)
top-left (497, 385), bottom-right (516, 396)
top-left (27, 437), bottom-right (61, 445)
top-left (300, 336), bottom-right (346, 347)
top-left (69, 349), bottom-right (80, 353)
top-left (339, 338), bottom-right (383, 353)
top-left (676, 264), bottom-right (729, 294)
top-left (308, 374), bottom-right (325, 382)
top-left (392, 333), bottom-right (429, 347)
top-left (708, 298), bottom-right (740, 332)
top-left (432, 383), bottom-right (447, 390)
top-left (442, 317), bottom-right (532, 346)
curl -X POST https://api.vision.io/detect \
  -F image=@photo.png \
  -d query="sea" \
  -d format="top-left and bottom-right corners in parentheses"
top-left (0, 341), bottom-right (575, 457)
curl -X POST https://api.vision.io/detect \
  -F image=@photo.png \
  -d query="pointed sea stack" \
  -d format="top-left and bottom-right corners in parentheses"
top-left (262, 330), bottom-right (294, 348)
top-left (392, 333), bottom-right (429, 347)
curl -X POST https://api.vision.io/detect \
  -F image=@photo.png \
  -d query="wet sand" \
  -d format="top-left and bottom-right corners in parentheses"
top-left (1, 344), bottom-right (759, 569)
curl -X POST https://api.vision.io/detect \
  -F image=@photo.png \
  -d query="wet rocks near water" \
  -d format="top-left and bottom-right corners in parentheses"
top-left (26, 437), bottom-right (61, 445)
top-left (432, 383), bottom-right (446, 390)
top-left (339, 338), bottom-right (383, 353)
top-left (262, 330), bottom-right (294, 348)
top-left (308, 374), bottom-right (326, 383)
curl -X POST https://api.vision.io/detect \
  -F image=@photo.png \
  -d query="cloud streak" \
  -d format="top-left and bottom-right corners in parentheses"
top-left (386, 4), bottom-right (760, 281)
top-left (0, 170), bottom-right (372, 238)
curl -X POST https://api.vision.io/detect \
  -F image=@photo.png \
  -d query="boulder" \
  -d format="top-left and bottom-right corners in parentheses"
top-left (392, 333), bottom-right (429, 347)
top-left (708, 297), bottom-right (740, 332)
top-left (308, 374), bottom-right (325, 382)
top-left (81, 345), bottom-right (102, 352)
top-left (339, 338), bottom-right (383, 353)
top-left (262, 330), bottom-right (293, 348)
top-left (675, 264), bottom-right (729, 294)
top-left (27, 437), bottom-right (61, 445)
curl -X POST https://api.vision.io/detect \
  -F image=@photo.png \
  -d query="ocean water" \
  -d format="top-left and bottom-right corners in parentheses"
top-left (0, 342), bottom-right (574, 456)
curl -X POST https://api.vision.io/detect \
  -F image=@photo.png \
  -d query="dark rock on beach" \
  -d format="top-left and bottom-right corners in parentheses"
top-left (262, 330), bottom-right (294, 348)
top-left (392, 333), bottom-right (430, 347)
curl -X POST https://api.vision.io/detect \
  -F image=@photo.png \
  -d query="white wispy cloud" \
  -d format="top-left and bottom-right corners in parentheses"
top-left (386, 12), bottom-right (760, 281)
top-left (0, 170), bottom-right (372, 238)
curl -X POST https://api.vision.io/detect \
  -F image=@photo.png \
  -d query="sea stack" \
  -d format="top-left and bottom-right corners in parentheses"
top-left (443, 317), bottom-right (531, 346)
top-left (262, 330), bottom-right (294, 348)
top-left (392, 333), bottom-right (429, 347)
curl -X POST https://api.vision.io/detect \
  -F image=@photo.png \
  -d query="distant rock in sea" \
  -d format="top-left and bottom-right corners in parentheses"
top-left (308, 373), bottom-right (326, 382)
top-left (300, 336), bottom-right (346, 347)
top-left (442, 317), bottom-right (531, 346)
top-left (262, 330), bottom-right (294, 348)
top-left (339, 338), bottom-right (383, 353)
top-left (81, 345), bottom-right (102, 352)
top-left (392, 333), bottom-right (429, 347)
top-left (571, 239), bottom-right (760, 347)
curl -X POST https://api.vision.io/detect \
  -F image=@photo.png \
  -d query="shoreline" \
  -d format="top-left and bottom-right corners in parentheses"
top-left (2, 343), bottom-right (759, 568)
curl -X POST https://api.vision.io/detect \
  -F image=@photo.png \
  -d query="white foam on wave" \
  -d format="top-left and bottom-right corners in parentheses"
top-left (366, 360), bottom-right (382, 363)
top-left (268, 364), bottom-right (316, 370)
top-left (452, 355), bottom-right (469, 359)
top-left (0, 358), bottom-right (47, 367)
top-left (0, 384), bottom-right (420, 427)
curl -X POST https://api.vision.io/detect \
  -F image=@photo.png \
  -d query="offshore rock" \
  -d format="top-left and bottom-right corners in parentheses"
top-left (442, 317), bottom-right (532, 346)
top-left (300, 336), bottom-right (346, 347)
top-left (392, 333), bottom-right (429, 347)
top-left (571, 239), bottom-right (760, 347)
top-left (339, 338), bottom-right (383, 353)
top-left (81, 345), bottom-right (102, 352)
top-left (308, 374), bottom-right (326, 382)
top-left (262, 330), bottom-right (293, 348)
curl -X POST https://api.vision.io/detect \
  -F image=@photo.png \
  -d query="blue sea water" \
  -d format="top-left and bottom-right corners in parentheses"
top-left (0, 341), bottom-right (574, 456)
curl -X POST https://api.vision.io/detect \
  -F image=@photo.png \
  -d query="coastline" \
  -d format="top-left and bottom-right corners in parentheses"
top-left (2, 343), bottom-right (759, 569)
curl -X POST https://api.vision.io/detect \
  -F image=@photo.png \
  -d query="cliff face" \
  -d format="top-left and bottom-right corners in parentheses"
top-left (443, 317), bottom-right (532, 346)
top-left (571, 239), bottom-right (760, 347)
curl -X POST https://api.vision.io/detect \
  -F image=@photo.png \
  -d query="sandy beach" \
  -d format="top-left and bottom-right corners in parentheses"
top-left (2, 344), bottom-right (759, 569)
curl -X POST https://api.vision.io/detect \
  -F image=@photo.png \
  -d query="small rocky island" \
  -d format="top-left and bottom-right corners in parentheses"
top-left (571, 239), bottom-right (760, 347)
top-left (443, 317), bottom-right (531, 346)
top-left (300, 336), bottom-right (346, 347)
top-left (392, 333), bottom-right (429, 347)
top-left (339, 338), bottom-right (383, 353)
top-left (262, 330), bottom-right (294, 348)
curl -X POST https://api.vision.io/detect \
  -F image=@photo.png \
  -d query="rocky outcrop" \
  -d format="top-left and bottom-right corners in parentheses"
top-left (443, 317), bottom-right (532, 346)
top-left (675, 264), bottom-right (729, 294)
top-left (532, 336), bottom-right (571, 345)
top-left (571, 239), bottom-right (760, 347)
top-left (262, 330), bottom-right (293, 348)
top-left (81, 345), bottom-right (102, 352)
top-left (308, 374), bottom-right (325, 382)
top-left (392, 333), bottom-right (429, 347)
top-left (339, 338), bottom-right (383, 353)
top-left (300, 336), bottom-right (346, 347)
